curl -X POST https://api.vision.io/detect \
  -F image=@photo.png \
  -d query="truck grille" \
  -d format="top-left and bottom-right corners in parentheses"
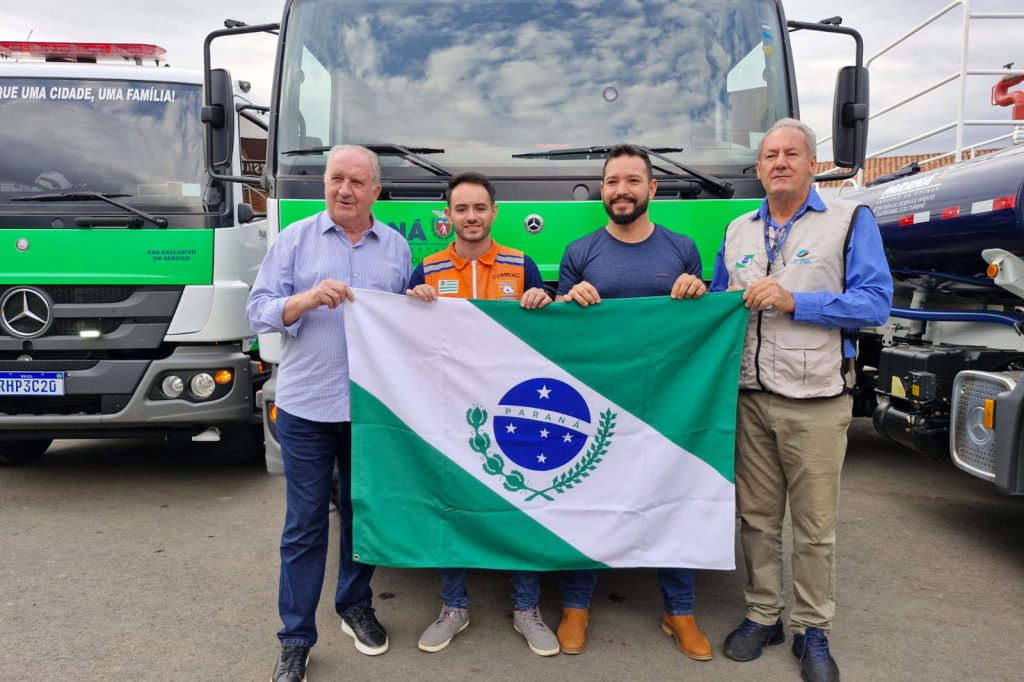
top-left (51, 319), bottom-right (123, 336)
top-left (0, 286), bottom-right (181, 352)
top-left (950, 371), bottom-right (1021, 480)
top-left (45, 286), bottom-right (136, 304)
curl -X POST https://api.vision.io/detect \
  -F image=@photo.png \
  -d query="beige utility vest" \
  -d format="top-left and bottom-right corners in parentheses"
top-left (723, 198), bottom-right (861, 399)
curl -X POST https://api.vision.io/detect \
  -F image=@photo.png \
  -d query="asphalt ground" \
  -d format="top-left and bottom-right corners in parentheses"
top-left (2, 419), bottom-right (1023, 681)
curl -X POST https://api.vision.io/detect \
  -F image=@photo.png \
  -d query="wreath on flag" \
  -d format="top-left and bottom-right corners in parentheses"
top-left (465, 405), bottom-right (616, 502)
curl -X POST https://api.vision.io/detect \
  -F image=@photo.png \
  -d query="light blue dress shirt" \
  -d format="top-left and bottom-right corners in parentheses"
top-left (247, 211), bottom-right (411, 422)
top-left (710, 187), bottom-right (893, 358)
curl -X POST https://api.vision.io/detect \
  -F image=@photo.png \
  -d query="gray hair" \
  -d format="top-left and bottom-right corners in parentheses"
top-left (758, 118), bottom-right (817, 158)
top-left (324, 145), bottom-right (382, 185)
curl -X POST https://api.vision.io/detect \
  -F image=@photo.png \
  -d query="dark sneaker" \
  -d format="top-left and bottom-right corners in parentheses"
top-left (418, 606), bottom-right (470, 652)
top-left (723, 618), bottom-right (785, 662)
top-left (512, 606), bottom-right (560, 656)
top-left (272, 644), bottom-right (309, 682)
top-left (341, 603), bottom-right (389, 656)
top-left (792, 628), bottom-right (840, 682)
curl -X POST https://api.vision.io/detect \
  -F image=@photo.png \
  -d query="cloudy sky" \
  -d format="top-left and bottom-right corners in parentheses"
top-left (6, 0), bottom-right (1024, 161)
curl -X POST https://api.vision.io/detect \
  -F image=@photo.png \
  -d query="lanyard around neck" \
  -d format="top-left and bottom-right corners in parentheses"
top-left (763, 216), bottom-right (794, 265)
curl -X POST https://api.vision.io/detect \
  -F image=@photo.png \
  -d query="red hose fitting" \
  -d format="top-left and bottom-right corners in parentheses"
top-left (993, 74), bottom-right (1024, 120)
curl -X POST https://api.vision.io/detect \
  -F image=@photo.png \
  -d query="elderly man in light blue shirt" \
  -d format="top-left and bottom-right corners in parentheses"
top-left (248, 145), bottom-right (410, 682)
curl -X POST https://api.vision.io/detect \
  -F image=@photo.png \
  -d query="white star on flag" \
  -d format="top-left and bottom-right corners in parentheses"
top-left (562, 433), bottom-right (573, 442)
top-left (537, 385), bottom-right (551, 399)
top-left (539, 428), bottom-right (549, 438)
top-left (537, 454), bottom-right (547, 463)
top-left (506, 423), bottom-right (517, 434)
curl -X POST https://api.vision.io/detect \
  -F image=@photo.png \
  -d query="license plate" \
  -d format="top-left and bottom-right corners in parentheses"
top-left (0, 371), bottom-right (66, 396)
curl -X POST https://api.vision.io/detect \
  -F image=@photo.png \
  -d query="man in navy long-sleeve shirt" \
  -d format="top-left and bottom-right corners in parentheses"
top-left (687, 119), bottom-right (892, 682)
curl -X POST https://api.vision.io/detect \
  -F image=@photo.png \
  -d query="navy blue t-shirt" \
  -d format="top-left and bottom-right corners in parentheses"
top-left (556, 225), bottom-right (702, 298)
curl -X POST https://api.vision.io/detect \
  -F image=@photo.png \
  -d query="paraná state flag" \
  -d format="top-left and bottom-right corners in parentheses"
top-left (343, 289), bottom-right (747, 570)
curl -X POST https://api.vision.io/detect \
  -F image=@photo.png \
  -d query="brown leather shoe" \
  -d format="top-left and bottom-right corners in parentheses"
top-left (661, 614), bottom-right (712, 661)
top-left (557, 607), bottom-right (589, 654)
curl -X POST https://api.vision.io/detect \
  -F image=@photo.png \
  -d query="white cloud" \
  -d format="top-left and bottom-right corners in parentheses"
top-left (785, 0), bottom-right (1024, 158)
top-left (6, 0), bottom-right (1022, 163)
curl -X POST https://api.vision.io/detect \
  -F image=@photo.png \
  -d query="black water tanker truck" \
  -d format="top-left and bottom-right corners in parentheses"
top-left (850, 142), bottom-right (1024, 494)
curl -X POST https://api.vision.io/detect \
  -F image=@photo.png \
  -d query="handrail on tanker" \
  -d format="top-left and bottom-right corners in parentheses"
top-left (817, 1), bottom-right (1024, 191)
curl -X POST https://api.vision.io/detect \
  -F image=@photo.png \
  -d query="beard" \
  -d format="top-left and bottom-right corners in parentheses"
top-left (604, 195), bottom-right (649, 225)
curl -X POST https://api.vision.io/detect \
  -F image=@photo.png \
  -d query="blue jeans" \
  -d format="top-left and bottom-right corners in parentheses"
top-left (560, 568), bottom-right (696, 615)
top-left (657, 568), bottom-right (696, 615)
top-left (439, 569), bottom-right (541, 611)
top-left (560, 570), bottom-right (598, 609)
top-left (276, 409), bottom-right (375, 647)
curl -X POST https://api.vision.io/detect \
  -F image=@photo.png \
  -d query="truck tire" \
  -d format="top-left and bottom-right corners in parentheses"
top-left (0, 439), bottom-right (53, 465)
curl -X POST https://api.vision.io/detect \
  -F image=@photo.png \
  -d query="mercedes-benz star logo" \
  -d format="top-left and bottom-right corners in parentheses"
top-left (0, 287), bottom-right (54, 339)
top-left (524, 213), bottom-right (544, 234)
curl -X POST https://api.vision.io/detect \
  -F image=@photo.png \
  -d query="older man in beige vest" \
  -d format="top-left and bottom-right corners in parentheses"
top-left (680, 118), bottom-right (893, 682)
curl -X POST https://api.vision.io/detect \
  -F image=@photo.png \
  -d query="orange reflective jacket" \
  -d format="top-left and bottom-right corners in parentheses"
top-left (421, 240), bottom-right (527, 301)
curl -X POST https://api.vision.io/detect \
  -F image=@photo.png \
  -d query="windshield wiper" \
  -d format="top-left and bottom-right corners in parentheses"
top-left (512, 145), bottom-right (735, 198)
top-left (365, 144), bottom-right (450, 177)
top-left (11, 191), bottom-right (168, 227)
top-left (513, 146), bottom-right (685, 159)
top-left (281, 145), bottom-right (332, 156)
top-left (282, 143), bottom-right (451, 177)
top-left (12, 191), bottom-right (131, 201)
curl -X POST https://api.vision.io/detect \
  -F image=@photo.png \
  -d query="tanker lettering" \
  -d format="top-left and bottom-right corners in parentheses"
top-left (874, 175), bottom-right (942, 218)
top-left (878, 175), bottom-right (940, 200)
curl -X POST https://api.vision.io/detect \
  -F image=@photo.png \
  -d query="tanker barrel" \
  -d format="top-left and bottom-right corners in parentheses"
top-left (849, 146), bottom-right (1024, 277)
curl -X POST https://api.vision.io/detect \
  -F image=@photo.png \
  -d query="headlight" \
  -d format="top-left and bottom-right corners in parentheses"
top-left (190, 372), bottom-right (216, 399)
top-left (161, 375), bottom-right (184, 398)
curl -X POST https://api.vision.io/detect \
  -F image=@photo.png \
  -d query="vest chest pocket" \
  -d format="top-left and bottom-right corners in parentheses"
top-left (773, 325), bottom-right (839, 393)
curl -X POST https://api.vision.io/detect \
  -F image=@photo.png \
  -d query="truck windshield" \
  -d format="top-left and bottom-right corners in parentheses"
top-left (0, 78), bottom-right (206, 209)
top-left (276, 0), bottom-right (791, 178)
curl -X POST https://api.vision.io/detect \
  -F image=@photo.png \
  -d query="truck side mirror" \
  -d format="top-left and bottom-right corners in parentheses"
top-left (832, 65), bottom-right (869, 169)
top-left (202, 68), bottom-right (235, 169)
top-left (236, 202), bottom-right (254, 224)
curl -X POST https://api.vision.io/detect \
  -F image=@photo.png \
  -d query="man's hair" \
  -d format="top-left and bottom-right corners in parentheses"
top-left (758, 118), bottom-right (817, 158)
top-left (324, 145), bottom-right (382, 185)
top-left (602, 144), bottom-right (654, 182)
top-left (446, 171), bottom-right (496, 205)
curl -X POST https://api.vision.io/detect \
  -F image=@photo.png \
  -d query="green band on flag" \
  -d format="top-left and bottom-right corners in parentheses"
top-left (351, 383), bottom-right (608, 570)
top-left (469, 292), bottom-right (746, 481)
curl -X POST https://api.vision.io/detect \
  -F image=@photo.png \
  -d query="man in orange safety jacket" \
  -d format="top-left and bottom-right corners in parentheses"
top-left (406, 172), bottom-right (550, 308)
top-left (406, 171), bottom-right (555, 656)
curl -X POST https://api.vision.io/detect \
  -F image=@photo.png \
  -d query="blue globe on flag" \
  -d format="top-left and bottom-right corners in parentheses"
top-left (493, 378), bottom-right (591, 471)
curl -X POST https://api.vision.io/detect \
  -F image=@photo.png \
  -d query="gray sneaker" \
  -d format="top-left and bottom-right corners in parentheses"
top-left (513, 607), bottom-right (560, 656)
top-left (418, 606), bottom-right (470, 652)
